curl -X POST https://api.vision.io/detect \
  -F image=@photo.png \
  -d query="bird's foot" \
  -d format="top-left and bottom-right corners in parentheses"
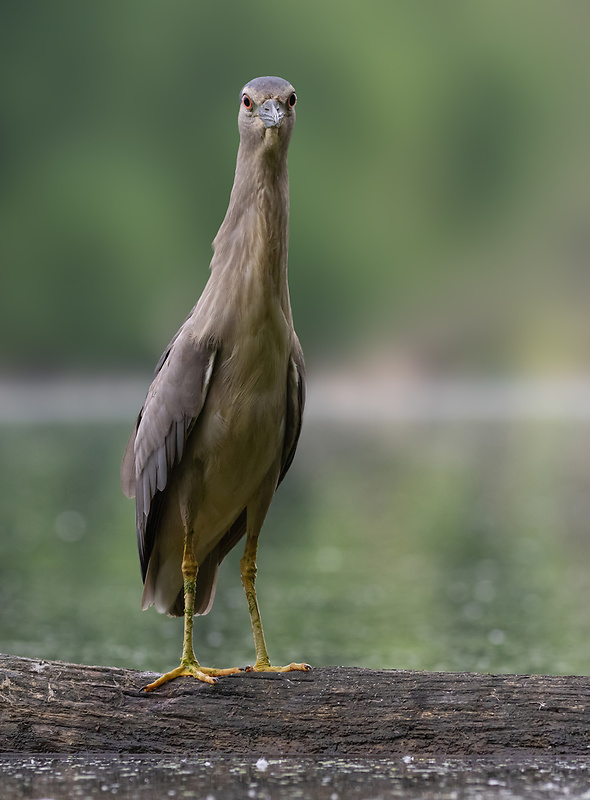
top-left (143, 660), bottom-right (241, 692)
top-left (244, 661), bottom-right (312, 674)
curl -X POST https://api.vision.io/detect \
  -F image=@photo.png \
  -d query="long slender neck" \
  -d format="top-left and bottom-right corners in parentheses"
top-left (193, 139), bottom-right (294, 344)
top-left (211, 143), bottom-right (290, 295)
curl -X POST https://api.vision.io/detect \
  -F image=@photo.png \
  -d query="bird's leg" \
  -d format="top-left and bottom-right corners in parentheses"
top-left (143, 530), bottom-right (240, 691)
top-left (240, 527), bottom-right (310, 675)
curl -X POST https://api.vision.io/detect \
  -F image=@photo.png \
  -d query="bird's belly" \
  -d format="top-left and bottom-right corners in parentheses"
top-left (189, 327), bottom-right (290, 555)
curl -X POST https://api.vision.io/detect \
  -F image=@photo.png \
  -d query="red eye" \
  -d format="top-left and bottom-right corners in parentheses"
top-left (242, 94), bottom-right (252, 110)
top-left (288, 92), bottom-right (297, 108)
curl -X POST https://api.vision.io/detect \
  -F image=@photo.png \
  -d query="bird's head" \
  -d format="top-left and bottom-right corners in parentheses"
top-left (238, 76), bottom-right (297, 156)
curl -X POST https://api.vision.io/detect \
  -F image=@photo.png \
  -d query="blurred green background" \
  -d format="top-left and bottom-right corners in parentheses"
top-left (1, 2), bottom-right (590, 677)
top-left (2, 0), bottom-right (589, 372)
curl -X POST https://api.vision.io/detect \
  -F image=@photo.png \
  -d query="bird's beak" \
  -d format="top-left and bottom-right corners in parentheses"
top-left (258, 99), bottom-right (285, 129)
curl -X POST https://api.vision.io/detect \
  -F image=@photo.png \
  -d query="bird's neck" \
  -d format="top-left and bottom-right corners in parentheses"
top-left (212, 146), bottom-right (291, 301)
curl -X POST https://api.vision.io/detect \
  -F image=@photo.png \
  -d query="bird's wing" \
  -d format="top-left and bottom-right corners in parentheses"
top-left (120, 317), bottom-right (192, 499)
top-left (120, 327), bottom-right (217, 579)
top-left (278, 334), bottom-right (306, 486)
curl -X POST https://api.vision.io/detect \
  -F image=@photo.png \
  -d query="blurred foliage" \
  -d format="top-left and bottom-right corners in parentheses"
top-left (1, 1), bottom-right (589, 372)
top-left (1, 419), bottom-right (590, 675)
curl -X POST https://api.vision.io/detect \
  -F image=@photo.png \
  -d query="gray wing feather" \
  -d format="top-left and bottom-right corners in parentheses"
top-left (120, 319), bottom-right (188, 499)
top-left (278, 335), bottom-right (305, 486)
top-left (121, 423), bottom-right (138, 499)
top-left (120, 326), bottom-right (217, 579)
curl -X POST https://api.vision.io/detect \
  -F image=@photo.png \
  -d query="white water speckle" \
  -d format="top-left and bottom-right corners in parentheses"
top-left (488, 629), bottom-right (506, 646)
top-left (55, 509), bottom-right (87, 542)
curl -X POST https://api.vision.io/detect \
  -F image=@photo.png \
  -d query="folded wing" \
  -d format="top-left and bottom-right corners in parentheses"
top-left (121, 328), bottom-right (217, 580)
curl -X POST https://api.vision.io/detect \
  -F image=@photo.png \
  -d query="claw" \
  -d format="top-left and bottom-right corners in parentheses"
top-left (143, 663), bottom-right (240, 691)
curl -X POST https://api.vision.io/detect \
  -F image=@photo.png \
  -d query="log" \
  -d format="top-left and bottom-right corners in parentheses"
top-left (1, 653), bottom-right (589, 755)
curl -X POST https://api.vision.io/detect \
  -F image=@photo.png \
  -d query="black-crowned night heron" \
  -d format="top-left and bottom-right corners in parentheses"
top-left (121, 76), bottom-right (309, 691)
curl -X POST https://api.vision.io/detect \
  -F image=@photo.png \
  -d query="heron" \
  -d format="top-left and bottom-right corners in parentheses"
top-left (121, 76), bottom-right (309, 691)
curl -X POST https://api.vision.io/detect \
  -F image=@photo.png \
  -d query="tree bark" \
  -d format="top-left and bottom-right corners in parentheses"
top-left (1, 654), bottom-right (589, 755)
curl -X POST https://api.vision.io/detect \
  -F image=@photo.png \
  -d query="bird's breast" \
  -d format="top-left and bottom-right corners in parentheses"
top-left (217, 304), bottom-right (291, 440)
top-left (189, 297), bottom-right (291, 524)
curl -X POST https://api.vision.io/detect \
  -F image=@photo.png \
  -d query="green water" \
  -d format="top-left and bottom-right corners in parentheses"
top-left (1, 419), bottom-right (589, 677)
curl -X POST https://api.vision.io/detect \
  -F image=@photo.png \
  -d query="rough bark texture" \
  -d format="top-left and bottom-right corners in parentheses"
top-left (1, 654), bottom-right (589, 755)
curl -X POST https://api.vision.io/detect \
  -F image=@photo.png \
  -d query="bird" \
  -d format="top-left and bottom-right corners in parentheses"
top-left (121, 76), bottom-right (309, 691)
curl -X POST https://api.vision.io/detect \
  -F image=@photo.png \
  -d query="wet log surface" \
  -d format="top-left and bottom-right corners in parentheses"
top-left (1, 653), bottom-right (589, 755)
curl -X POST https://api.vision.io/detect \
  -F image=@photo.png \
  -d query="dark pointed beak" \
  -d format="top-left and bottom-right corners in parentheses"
top-left (258, 99), bottom-right (285, 129)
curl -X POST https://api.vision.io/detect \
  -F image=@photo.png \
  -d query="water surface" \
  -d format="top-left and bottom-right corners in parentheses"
top-left (2, 754), bottom-right (589, 799)
top-left (1, 414), bottom-right (589, 677)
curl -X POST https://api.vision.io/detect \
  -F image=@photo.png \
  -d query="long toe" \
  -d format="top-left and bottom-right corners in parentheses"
top-left (197, 666), bottom-right (243, 678)
top-left (246, 662), bottom-right (312, 674)
top-left (143, 664), bottom-right (220, 691)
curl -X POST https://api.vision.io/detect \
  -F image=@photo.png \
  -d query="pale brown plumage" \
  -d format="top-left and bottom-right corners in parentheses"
top-left (121, 76), bottom-right (308, 688)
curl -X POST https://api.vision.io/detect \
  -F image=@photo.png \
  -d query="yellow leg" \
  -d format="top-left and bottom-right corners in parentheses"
top-left (240, 529), bottom-right (310, 675)
top-left (144, 531), bottom-right (240, 692)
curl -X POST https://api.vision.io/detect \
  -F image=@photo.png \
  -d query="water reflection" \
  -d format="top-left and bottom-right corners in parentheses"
top-left (0, 417), bottom-right (589, 676)
top-left (1, 754), bottom-right (589, 799)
